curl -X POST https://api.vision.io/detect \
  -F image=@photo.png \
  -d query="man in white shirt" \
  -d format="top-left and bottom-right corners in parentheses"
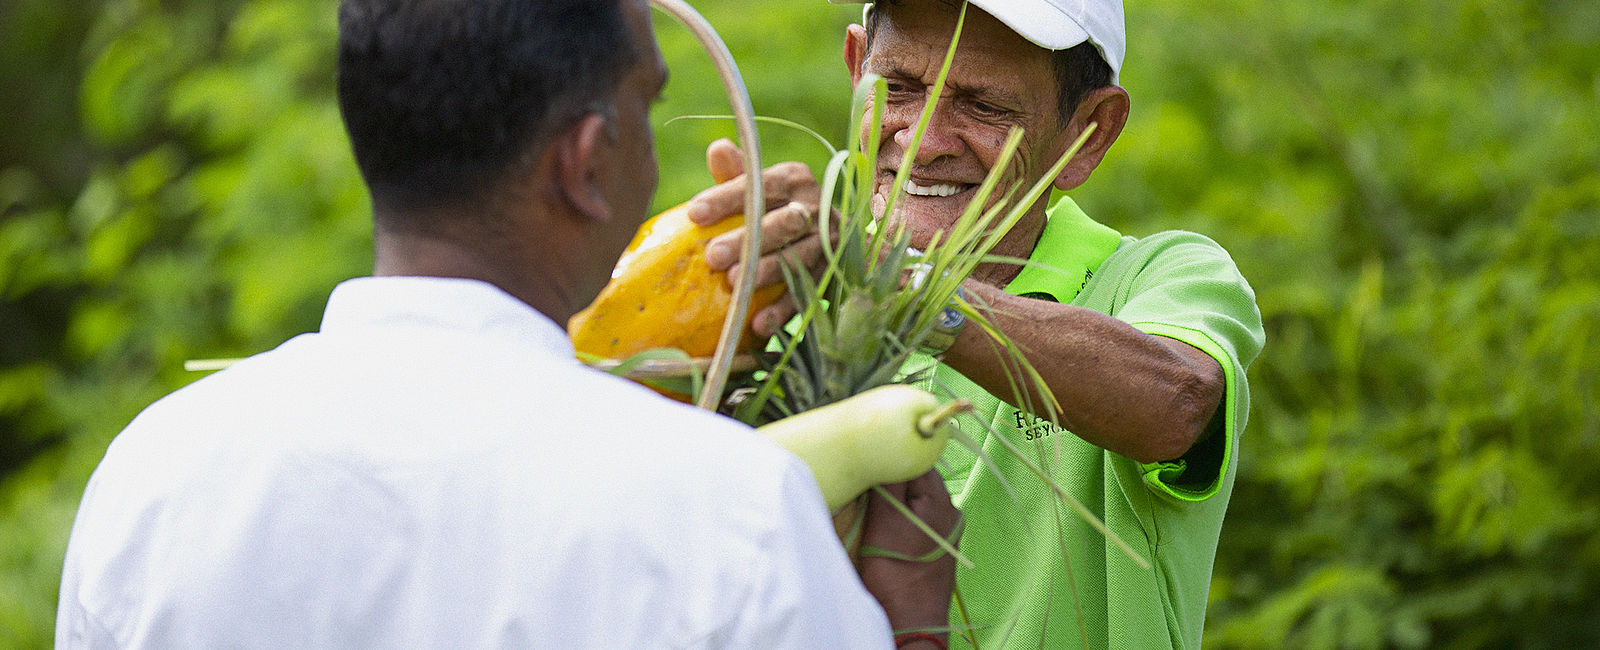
top-left (54, 0), bottom-right (958, 647)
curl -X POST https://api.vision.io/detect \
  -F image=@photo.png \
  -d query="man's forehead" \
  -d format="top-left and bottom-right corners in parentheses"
top-left (870, 1), bottom-right (1049, 62)
top-left (866, 51), bottom-right (1028, 103)
top-left (858, 0), bottom-right (1124, 83)
top-left (864, 7), bottom-right (1053, 95)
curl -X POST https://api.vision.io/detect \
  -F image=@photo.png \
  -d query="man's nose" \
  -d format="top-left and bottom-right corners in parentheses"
top-left (889, 99), bottom-right (962, 164)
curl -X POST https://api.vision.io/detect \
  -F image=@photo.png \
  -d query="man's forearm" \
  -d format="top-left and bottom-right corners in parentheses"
top-left (941, 280), bottom-right (1224, 463)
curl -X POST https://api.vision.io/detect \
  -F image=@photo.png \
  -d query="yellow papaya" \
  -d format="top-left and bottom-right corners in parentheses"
top-left (568, 202), bottom-right (786, 362)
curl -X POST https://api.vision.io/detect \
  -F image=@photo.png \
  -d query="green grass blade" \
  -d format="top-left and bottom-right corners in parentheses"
top-left (882, 2), bottom-right (966, 222)
top-left (663, 114), bottom-right (836, 157)
top-left (868, 484), bottom-right (974, 569)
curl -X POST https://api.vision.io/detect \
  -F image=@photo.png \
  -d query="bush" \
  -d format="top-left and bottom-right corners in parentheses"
top-left (3, 0), bottom-right (1597, 647)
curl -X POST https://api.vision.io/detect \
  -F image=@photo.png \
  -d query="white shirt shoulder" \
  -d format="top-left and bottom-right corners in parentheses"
top-left (57, 277), bottom-right (891, 649)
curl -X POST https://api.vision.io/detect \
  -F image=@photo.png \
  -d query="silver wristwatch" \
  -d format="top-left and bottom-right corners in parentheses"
top-left (921, 286), bottom-right (968, 355)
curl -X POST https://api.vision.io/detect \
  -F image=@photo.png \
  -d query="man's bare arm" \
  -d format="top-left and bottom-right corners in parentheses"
top-left (944, 279), bottom-right (1225, 464)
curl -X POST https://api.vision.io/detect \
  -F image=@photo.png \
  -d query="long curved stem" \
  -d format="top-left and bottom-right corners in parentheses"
top-left (648, 0), bottom-right (764, 412)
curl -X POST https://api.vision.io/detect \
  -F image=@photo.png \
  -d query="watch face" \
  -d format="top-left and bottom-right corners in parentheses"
top-left (938, 308), bottom-right (964, 329)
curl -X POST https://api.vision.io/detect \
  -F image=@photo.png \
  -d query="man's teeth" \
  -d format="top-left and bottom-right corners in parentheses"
top-left (903, 180), bottom-right (966, 197)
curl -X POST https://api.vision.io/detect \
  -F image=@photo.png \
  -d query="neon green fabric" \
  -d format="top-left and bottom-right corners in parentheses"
top-left (905, 197), bottom-right (1265, 649)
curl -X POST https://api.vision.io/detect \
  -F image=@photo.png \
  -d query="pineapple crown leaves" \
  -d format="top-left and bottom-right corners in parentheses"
top-left (744, 122), bottom-right (1098, 422)
top-left (733, 1), bottom-right (1100, 426)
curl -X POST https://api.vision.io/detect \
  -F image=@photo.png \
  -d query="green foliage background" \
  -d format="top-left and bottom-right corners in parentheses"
top-left (3, 0), bottom-right (1597, 646)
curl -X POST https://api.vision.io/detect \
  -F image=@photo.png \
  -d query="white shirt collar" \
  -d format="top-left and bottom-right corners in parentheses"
top-left (318, 276), bottom-right (575, 359)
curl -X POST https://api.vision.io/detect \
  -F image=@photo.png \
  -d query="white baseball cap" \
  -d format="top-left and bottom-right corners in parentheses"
top-left (832, 0), bottom-right (1125, 83)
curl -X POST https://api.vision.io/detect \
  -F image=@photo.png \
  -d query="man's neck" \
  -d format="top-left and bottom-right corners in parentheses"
top-left (969, 210), bottom-right (1048, 288)
top-left (373, 224), bottom-right (582, 325)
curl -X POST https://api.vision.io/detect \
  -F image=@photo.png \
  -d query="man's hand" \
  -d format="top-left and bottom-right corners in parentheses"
top-left (685, 138), bottom-right (828, 336)
top-left (857, 470), bottom-right (959, 642)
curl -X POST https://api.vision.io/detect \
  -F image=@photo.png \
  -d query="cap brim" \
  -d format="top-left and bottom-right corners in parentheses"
top-left (968, 0), bottom-right (1091, 51)
top-left (829, 0), bottom-right (1120, 83)
top-left (828, 0), bottom-right (1088, 49)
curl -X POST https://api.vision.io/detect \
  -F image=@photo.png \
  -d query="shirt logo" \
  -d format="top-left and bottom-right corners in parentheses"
top-left (1012, 409), bottom-right (1066, 441)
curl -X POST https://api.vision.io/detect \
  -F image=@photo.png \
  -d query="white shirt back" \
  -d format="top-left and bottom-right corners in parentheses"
top-left (57, 276), bottom-right (891, 648)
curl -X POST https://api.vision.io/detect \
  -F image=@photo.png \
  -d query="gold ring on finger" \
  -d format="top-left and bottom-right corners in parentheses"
top-left (787, 201), bottom-right (813, 225)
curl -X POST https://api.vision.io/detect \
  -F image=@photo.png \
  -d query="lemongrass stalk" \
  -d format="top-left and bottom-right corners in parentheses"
top-left (663, 114), bottom-right (838, 158)
top-left (647, 0), bottom-right (763, 412)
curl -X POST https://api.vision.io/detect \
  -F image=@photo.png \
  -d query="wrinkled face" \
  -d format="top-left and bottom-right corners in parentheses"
top-left (852, 1), bottom-right (1071, 249)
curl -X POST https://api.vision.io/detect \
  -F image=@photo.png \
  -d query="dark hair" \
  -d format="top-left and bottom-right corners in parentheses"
top-left (863, 1), bottom-right (1113, 125)
top-left (336, 0), bottom-right (638, 217)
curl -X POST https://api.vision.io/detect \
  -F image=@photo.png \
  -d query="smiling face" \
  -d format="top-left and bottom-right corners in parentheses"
top-left (846, 1), bottom-right (1080, 260)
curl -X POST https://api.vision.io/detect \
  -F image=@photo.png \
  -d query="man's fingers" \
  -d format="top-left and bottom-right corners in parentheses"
top-left (706, 138), bottom-right (743, 184)
top-left (686, 161), bottom-right (819, 226)
top-left (904, 470), bottom-right (956, 519)
top-left (717, 239), bottom-right (820, 303)
top-left (876, 471), bottom-right (956, 528)
top-left (757, 161), bottom-right (821, 206)
top-left (751, 300), bottom-right (798, 338)
top-left (705, 203), bottom-right (819, 271)
top-left (685, 155), bottom-right (831, 339)
top-left (755, 202), bottom-right (817, 257)
top-left (871, 471), bottom-right (945, 516)
top-left (869, 477), bottom-right (912, 507)
top-left (859, 470), bottom-right (955, 555)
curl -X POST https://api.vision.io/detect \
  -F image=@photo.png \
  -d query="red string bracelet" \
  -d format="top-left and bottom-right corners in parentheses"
top-left (894, 631), bottom-right (949, 650)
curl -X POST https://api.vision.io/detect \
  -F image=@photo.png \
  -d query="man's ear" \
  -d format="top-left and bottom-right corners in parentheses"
top-left (843, 24), bottom-right (867, 87)
top-left (1053, 85), bottom-right (1130, 191)
top-left (554, 111), bottom-right (614, 223)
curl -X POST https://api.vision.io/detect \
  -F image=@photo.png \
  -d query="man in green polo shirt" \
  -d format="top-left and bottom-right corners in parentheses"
top-left (688, 0), bottom-right (1264, 647)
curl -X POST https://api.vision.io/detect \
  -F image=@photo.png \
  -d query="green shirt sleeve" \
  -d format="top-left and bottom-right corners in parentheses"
top-left (1076, 230), bottom-right (1265, 502)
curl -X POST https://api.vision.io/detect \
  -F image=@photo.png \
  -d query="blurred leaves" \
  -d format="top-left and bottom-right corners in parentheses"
top-left (2, 1), bottom-right (365, 646)
top-left (1126, 2), bottom-right (1600, 647)
top-left (3, 0), bottom-right (1599, 648)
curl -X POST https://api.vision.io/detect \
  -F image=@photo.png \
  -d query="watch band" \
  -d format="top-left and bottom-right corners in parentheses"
top-left (920, 286), bottom-right (968, 355)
